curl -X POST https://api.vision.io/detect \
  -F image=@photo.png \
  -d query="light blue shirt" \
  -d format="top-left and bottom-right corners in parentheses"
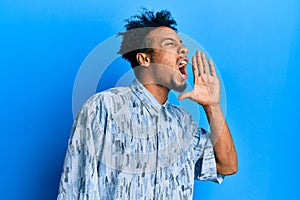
top-left (57, 79), bottom-right (223, 200)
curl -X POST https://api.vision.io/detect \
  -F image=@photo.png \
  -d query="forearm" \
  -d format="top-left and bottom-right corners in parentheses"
top-left (203, 104), bottom-right (238, 175)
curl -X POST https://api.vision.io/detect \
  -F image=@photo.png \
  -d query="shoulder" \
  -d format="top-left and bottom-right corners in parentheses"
top-left (82, 86), bottom-right (132, 112)
top-left (166, 103), bottom-right (191, 118)
top-left (167, 103), bottom-right (201, 132)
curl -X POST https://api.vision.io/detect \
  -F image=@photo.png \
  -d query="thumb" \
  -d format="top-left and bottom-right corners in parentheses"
top-left (178, 91), bottom-right (193, 100)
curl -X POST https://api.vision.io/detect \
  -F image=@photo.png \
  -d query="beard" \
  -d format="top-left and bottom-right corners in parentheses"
top-left (147, 63), bottom-right (188, 92)
top-left (169, 79), bottom-right (187, 92)
top-left (155, 67), bottom-right (187, 92)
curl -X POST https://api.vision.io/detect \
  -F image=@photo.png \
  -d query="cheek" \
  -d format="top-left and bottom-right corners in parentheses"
top-left (161, 56), bottom-right (178, 73)
top-left (154, 65), bottom-right (178, 81)
top-left (154, 51), bottom-right (177, 65)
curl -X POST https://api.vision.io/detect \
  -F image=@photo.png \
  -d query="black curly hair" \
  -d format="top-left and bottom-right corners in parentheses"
top-left (118, 8), bottom-right (177, 68)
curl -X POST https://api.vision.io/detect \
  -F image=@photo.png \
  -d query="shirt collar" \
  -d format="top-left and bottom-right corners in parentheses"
top-left (130, 79), bottom-right (169, 117)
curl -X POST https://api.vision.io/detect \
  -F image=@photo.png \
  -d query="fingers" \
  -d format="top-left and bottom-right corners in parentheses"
top-left (196, 51), bottom-right (204, 75)
top-left (201, 52), bottom-right (209, 74)
top-left (194, 51), bottom-right (217, 77)
top-left (192, 56), bottom-right (198, 80)
top-left (209, 59), bottom-right (217, 77)
top-left (178, 91), bottom-right (193, 100)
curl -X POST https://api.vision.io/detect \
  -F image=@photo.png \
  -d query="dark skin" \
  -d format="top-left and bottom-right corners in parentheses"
top-left (179, 51), bottom-right (237, 175)
top-left (135, 27), bottom-right (237, 175)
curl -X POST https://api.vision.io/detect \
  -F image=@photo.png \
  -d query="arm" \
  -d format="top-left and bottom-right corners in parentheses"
top-left (178, 51), bottom-right (238, 175)
top-left (57, 105), bottom-right (101, 199)
top-left (203, 104), bottom-right (237, 175)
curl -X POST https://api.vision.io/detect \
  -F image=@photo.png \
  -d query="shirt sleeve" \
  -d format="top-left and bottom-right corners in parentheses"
top-left (57, 96), bottom-right (107, 200)
top-left (193, 127), bottom-right (224, 184)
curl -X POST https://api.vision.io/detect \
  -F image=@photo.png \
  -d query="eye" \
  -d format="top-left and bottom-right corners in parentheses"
top-left (166, 42), bottom-right (175, 46)
top-left (164, 41), bottom-right (177, 47)
top-left (162, 38), bottom-right (178, 47)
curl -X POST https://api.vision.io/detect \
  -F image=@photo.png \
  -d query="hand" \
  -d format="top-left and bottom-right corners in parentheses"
top-left (178, 51), bottom-right (220, 106)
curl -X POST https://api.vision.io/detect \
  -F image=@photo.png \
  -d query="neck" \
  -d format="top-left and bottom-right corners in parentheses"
top-left (143, 83), bottom-right (169, 104)
top-left (135, 69), bottom-right (170, 104)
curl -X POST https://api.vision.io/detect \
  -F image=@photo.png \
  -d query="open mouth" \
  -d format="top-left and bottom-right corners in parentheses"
top-left (178, 58), bottom-right (188, 79)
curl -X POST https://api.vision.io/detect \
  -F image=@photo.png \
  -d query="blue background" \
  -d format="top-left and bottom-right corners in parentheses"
top-left (1, 0), bottom-right (299, 199)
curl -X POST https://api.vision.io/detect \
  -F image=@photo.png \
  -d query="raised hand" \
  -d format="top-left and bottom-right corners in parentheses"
top-left (178, 51), bottom-right (220, 106)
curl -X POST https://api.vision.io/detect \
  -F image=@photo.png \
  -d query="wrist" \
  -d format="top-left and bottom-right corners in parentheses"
top-left (203, 104), bottom-right (224, 125)
top-left (203, 104), bottom-right (221, 112)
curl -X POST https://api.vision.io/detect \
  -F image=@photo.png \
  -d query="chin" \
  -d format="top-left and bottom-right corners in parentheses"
top-left (170, 80), bottom-right (187, 92)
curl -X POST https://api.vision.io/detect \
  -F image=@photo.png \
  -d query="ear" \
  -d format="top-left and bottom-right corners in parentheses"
top-left (136, 53), bottom-right (151, 67)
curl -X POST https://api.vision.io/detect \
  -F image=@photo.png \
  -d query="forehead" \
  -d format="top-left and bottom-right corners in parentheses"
top-left (146, 26), bottom-right (181, 43)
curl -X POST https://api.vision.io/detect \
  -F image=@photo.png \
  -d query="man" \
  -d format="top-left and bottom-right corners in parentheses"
top-left (57, 9), bottom-right (237, 200)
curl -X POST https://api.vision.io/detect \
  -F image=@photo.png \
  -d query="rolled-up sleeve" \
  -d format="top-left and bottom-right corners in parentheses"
top-left (193, 127), bottom-right (224, 184)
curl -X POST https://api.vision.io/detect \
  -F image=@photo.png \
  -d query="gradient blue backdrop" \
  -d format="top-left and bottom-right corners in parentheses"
top-left (1, 1), bottom-right (299, 199)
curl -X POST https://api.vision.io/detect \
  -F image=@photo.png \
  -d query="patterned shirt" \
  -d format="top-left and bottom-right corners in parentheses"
top-left (57, 79), bottom-right (223, 200)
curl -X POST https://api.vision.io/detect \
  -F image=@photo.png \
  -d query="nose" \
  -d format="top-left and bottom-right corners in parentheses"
top-left (178, 45), bottom-right (188, 56)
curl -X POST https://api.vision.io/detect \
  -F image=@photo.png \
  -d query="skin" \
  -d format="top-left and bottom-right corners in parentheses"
top-left (135, 26), bottom-right (238, 175)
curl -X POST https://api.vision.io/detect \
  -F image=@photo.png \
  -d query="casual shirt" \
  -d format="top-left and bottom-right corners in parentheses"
top-left (57, 79), bottom-right (223, 200)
